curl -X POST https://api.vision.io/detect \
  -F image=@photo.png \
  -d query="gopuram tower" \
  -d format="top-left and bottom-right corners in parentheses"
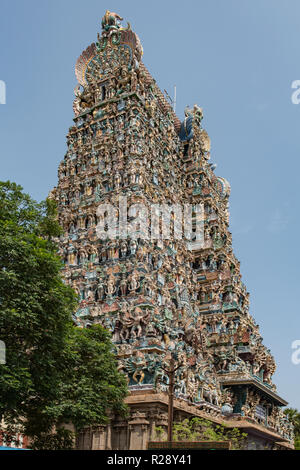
top-left (51, 11), bottom-right (293, 450)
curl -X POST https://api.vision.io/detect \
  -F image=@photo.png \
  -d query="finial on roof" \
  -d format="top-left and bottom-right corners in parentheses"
top-left (101, 10), bottom-right (123, 32)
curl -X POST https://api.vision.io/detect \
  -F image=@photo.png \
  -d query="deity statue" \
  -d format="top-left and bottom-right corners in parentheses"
top-left (106, 275), bottom-right (116, 297)
top-left (128, 272), bottom-right (140, 292)
top-left (119, 275), bottom-right (128, 297)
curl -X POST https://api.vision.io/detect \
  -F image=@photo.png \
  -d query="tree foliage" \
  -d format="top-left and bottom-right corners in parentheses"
top-left (0, 181), bottom-right (128, 449)
top-left (284, 408), bottom-right (300, 450)
top-left (157, 417), bottom-right (248, 450)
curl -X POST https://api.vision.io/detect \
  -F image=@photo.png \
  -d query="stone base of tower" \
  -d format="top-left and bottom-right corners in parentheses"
top-left (75, 391), bottom-right (293, 450)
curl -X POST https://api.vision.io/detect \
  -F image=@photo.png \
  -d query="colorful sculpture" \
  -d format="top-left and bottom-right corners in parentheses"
top-left (52, 12), bottom-right (293, 449)
top-left (101, 10), bottom-right (123, 31)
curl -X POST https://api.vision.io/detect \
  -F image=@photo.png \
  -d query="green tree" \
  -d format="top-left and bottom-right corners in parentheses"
top-left (0, 181), bottom-right (128, 449)
top-left (157, 417), bottom-right (248, 450)
top-left (284, 408), bottom-right (300, 450)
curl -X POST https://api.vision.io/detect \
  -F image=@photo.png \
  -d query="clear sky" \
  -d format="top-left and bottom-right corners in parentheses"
top-left (0, 0), bottom-right (299, 409)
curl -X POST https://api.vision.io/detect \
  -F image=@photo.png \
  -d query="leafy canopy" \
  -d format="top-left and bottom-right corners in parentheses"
top-left (284, 408), bottom-right (299, 450)
top-left (0, 181), bottom-right (127, 449)
top-left (156, 417), bottom-right (248, 450)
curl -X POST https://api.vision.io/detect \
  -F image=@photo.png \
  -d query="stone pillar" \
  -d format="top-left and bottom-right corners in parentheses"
top-left (112, 421), bottom-right (129, 450)
top-left (106, 420), bottom-right (112, 450)
top-left (155, 412), bottom-right (168, 442)
top-left (128, 412), bottom-right (150, 450)
top-left (82, 427), bottom-right (93, 450)
top-left (91, 426), bottom-right (107, 450)
top-left (148, 410), bottom-right (157, 442)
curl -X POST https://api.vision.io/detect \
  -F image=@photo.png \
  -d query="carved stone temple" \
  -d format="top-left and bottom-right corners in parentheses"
top-left (51, 11), bottom-right (293, 450)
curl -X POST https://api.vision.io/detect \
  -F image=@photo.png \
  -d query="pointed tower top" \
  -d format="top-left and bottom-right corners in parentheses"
top-left (75, 12), bottom-right (143, 87)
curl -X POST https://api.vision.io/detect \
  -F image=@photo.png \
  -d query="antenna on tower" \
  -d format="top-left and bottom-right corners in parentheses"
top-left (173, 85), bottom-right (177, 113)
top-left (164, 89), bottom-right (173, 105)
top-left (164, 86), bottom-right (177, 113)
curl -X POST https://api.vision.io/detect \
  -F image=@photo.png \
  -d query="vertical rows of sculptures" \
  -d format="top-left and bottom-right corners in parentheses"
top-left (180, 108), bottom-right (292, 438)
top-left (51, 12), bottom-right (293, 441)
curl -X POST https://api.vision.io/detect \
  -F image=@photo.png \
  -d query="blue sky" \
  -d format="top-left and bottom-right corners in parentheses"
top-left (0, 0), bottom-right (299, 409)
